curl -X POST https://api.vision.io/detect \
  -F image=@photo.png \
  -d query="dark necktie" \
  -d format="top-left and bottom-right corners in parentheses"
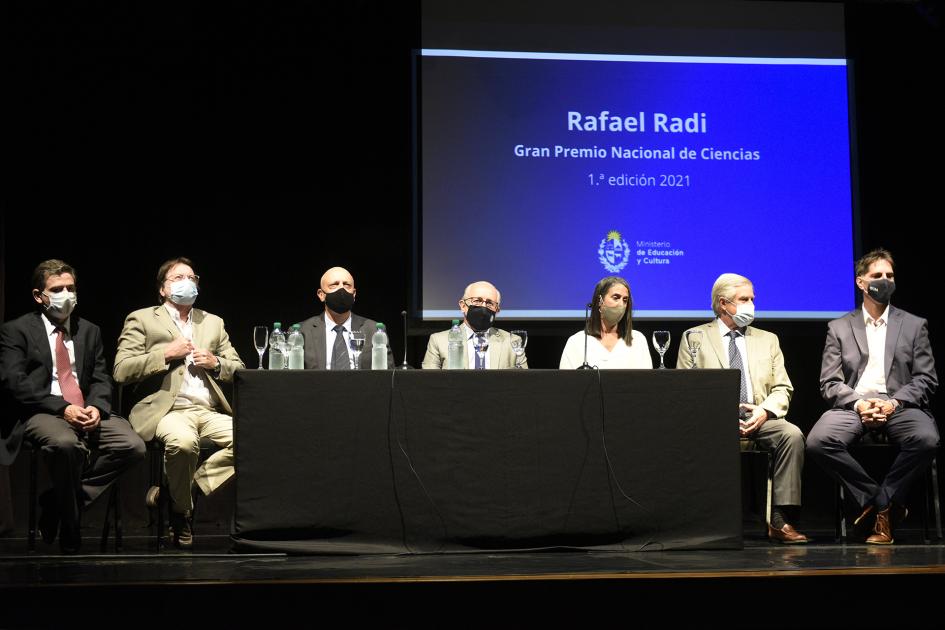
top-left (473, 333), bottom-right (486, 370)
top-left (727, 330), bottom-right (749, 403)
top-left (331, 324), bottom-right (350, 370)
top-left (55, 328), bottom-right (85, 406)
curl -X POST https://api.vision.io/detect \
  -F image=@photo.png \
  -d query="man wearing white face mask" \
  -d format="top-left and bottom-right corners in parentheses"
top-left (114, 257), bottom-right (244, 549)
top-left (0, 260), bottom-right (145, 553)
top-left (678, 273), bottom-right (808, 543)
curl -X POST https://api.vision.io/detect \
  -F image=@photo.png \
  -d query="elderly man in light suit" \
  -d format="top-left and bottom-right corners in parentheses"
top-left (422, 281), bottom-right (527, 369)
top-left (808, 248), bottom-right (938, 545)
top-left (678, 273), bottom-right (807, 543)
top-left (114, 257), bottom-right (243, 548)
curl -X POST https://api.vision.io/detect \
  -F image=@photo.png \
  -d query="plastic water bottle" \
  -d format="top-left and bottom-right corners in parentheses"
top-left (371, 323), bottom-right (388, 370)
top-left (287, 323), bottom-right (304, 369)
top-left (268, 322), bottom-right (286, 370)
top-left (447, 319), bottom-right (464, 369)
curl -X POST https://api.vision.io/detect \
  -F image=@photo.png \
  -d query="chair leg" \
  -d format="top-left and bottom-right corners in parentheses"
top-left (931, 457), bottom-right (943, 541)
top-left (836, 483), bottom-right (847, 542)
top-left (27, 446), bottom-right (38, 553)
top-left (99, 481), bottom-right (123, 553)
top-left (114, 481), bottom-right (123, 552)
top-left (764, 451), bottom-right (773, 530)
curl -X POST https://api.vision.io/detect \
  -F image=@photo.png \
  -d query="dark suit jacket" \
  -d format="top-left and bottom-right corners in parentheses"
top-left (820, 306), bottom-right (937, 413)
top-left (0, 312), bottom-right (113, 462)
top-left (300, 312), bottom-right (395, 369)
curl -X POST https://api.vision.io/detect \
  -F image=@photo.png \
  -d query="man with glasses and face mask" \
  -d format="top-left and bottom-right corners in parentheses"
top-left (808, 249), bottom-right (938, 545)
top-left (422, 281), bottom-right (527, 369)
top-left (0, 260), bottom-right (145, 553)
top-left (299, 266), bottom-right (394, 370)
top-left (114, 257), bottom-right (244, 549)
top-left (678, 273), bottom-right (808, 544)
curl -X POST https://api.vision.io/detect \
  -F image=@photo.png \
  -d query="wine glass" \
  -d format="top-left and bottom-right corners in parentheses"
top-left (686, 330), bottom-right (703, 368)
top-left (348, 330), bottom-right (365, 370)
top-left (253, 326), bottom-right (269, 370)
top-left (652, 330), bottom-right (671, 369)
top-left (510, 330), bottom-right (528, 369)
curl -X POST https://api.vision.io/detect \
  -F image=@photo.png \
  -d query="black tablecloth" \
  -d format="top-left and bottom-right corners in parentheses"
top-left (232, 369), bottom-right (742, 554)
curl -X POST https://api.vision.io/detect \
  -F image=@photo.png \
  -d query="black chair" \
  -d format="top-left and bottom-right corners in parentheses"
top-left (740, 438), bottom-right (773, 533)
top-left (25, 439), bottom-right (122, 553)
top-left (834, 433), bottom-right (943, 543)
top-left (147, 436), bottom-right (220, 551)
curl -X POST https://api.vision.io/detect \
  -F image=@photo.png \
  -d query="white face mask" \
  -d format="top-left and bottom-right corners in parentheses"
top-left (43, 290), bottom-right (77, 321)
top-left (725, 300), bottom-right (755, 328)
top-left (168, 279), bottom-right (198, 306)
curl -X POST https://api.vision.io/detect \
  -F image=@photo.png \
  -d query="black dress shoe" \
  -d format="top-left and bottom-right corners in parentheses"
top-left (38, 490), bottom-right (60, 545)
top-left (169, 512), bottom-right (193, 549)
top-left (59, 523), bottom-right (82, 555)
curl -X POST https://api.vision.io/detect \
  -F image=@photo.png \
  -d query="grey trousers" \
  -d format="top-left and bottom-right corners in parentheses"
top-left (24, 413), bottom-right (146, 529)
top-left (746, 418), bottom-right (805, 506)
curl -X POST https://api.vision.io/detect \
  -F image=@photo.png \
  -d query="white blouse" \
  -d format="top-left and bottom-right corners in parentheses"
top-left (559, 329), bottom-right (653, 370)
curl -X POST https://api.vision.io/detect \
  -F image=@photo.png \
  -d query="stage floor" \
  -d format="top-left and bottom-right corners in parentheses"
top-left (3, 534), bottom-right (944, 627)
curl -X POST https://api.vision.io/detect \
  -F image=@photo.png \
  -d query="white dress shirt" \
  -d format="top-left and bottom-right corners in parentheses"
top-left (559, 329), bottom-right (653, 369)
top-left (41, 313), bottom-right (77, 398)
top-left (464, 323), bottom-right (493, 369)
top-left (855, 304), bottom-right (890, 397)
top-left (165, 303), bottom-right (215, 409)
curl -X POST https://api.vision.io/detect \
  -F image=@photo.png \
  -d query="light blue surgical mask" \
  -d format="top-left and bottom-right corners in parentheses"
top-left (168, 279), bottom-right (198, 306)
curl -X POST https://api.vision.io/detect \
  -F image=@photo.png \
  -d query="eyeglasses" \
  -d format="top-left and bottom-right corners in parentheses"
top-left (463, 297), bottom-right (499, 310)
top-left (166, 274), bottom-right (200, 284)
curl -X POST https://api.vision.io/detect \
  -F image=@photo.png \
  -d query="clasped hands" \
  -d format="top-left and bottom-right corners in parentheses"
top-left (855, 398), bottom-right (897, 430)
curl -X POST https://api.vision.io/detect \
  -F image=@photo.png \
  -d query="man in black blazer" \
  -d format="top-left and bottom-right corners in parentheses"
top-left (0, 260), bottom-right (145, 553)
top-left (807, 249), bottom-right (939, 544)
top-left (299, 266), bottom-right (394, 370)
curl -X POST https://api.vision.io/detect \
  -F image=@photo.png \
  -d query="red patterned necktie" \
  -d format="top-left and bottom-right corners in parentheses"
top-left (55, 328), bottom-right (85, 407)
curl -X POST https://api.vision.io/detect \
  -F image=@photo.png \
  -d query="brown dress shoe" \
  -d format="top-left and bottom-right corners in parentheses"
top-left (866, 507), bottom-right (894, 545)
top-left (767, 523), bottom-right (809, 544)
top-left (169, 511), bottom-right (193, 549)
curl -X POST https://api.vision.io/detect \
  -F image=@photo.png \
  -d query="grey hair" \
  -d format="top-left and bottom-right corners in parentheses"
top-left (711, 273), bottom-right (752, 317)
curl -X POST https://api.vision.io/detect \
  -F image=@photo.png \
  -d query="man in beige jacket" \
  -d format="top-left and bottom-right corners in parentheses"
top-left (678, 273), bottom-right (807, 544)
top-left (114, 257), bottom-right (243, 548)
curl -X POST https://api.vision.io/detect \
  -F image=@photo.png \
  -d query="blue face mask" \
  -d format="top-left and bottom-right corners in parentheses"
top-left (168, 279), bottom-right (198, 306)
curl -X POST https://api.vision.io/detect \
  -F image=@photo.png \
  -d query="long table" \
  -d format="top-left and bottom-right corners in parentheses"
top-left (231, 369), bottom-right (742, 554)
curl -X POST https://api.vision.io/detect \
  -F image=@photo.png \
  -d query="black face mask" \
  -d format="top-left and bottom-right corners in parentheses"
top-left (465, 305), bottom-right (495, 333)
top-left (324, 289), bottom-right (355, 314)
top-left (866, 278), bottom-right (895, 305)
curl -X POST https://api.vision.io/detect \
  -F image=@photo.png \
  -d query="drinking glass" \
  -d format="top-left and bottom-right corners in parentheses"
top-left (652, 330), bottom-right (671, 369)
top-left (510, 330), bottom-right (528, 369)
top-left (348, 331), bottom-right (366, 370)
top-left (686, 330), bottom-right (703, 368)
top-left (253, 326), bottom-right (269, 369)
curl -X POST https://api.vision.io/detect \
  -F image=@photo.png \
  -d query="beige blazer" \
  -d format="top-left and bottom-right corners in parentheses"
top-left (422, 327), bottom-right (527, 369)
top-left (113, 306), bottom-right (244, 441)
top-left (676, 321), bottom-right (792, 418)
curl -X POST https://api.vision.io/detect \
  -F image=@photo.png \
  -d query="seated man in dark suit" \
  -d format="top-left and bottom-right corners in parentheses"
top-left (299, 266), bottom-right (393, 370)
top-left (0, 260), bottom-right (145, 553)
top-left (807, 248), bottom-right (939, 544)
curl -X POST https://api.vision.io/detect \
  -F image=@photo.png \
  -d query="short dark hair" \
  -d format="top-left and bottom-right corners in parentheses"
top-left (31, 259), bottom-right (76, 292)
top-left (586, 276), bottom-right (635, 345)
top-left (856, 248), bottom-right (894, 278)
top-left (156, 257), bottom-right (195, 303)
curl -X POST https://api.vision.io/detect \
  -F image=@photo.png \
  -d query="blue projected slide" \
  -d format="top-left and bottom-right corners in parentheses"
top-left (419, 50), bottom-right (855, 320)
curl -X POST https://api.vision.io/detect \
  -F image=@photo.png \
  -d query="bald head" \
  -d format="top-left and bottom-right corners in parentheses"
top-left (462, 281), bottom-right (500, 305)
top-left (320, 266), bottom-right (354, 292)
